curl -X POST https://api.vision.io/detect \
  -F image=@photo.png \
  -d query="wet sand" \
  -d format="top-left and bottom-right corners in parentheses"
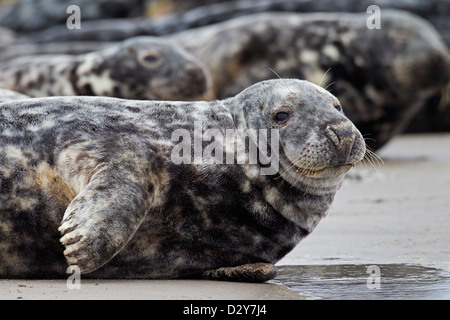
top-left (1, 133), bottom-right (449, 300)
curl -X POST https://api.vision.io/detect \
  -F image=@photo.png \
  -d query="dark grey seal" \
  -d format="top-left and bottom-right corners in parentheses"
top-left (0, 79), bottom-right (365, 281)
top-left (171, 11), bottom-right (450, 150)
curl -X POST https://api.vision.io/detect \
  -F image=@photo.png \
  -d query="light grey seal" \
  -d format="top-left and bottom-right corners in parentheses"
top-left (0, 79), bottom-right (365, 281)
top-left (0, 36), bottom-right (212, 101)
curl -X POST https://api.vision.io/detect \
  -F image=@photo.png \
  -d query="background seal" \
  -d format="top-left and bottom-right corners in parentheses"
top-left (0, 36), bottom-right (212, 101)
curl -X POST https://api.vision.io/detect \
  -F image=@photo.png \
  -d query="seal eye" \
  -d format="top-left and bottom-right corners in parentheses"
top-left (140, 51), bottom-right (163, 67)
top-left (333, 101), bottom-right (342, 112)
top-left (274, 111), bottom-right (291, 124)
top-left (143, 54), bottom-right (159, 63)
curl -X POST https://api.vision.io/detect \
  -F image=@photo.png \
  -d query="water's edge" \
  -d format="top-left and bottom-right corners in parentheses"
top-left (270, 263), bottom-right (450, 299)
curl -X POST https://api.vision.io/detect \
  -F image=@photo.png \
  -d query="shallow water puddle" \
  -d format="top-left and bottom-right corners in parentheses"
top-left (270, 264), bottom-right (450, 299)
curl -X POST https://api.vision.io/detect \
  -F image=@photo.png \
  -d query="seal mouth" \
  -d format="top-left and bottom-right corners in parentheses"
top-left (295, 164), bottom-right (354, 177)
top-left (295, 167), bottom-right (326, 176)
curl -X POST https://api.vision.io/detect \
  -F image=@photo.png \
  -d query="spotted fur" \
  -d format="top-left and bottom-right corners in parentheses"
top-left (0, 79), bottom-right (365, 280)
top-left (0, 36), bottom-right (213, 101)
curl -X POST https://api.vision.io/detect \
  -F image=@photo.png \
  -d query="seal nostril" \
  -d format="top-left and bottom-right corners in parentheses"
top-left (186, 64), bottom-right (205, 81)
top-left (326, 123), bottom-right (355, 162)
top-left (327, 125), bottom-right (352, 144)
top-left (333, 128), bottom-right (345, 139)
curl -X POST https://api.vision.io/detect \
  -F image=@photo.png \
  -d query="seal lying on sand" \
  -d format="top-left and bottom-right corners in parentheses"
top-left (0, 36), bottom-right (212, 101)
top-left (0, 79), bottom-right (366, 281)
top-left (171, 11), bottom-right (450, 150)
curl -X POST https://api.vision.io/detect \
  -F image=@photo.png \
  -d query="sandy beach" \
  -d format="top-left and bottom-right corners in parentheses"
top-left (1, 133), bottom-right (449, 300)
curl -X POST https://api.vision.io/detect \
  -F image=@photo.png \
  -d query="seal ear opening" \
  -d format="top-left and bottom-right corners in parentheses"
top-left (125, 47), bottom-right (135, 57)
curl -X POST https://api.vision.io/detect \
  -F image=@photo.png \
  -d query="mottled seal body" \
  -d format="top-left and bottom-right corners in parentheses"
top-left (163, 0), bottom-right (450, 47)
top-left (172, 11), bottom-right (450, 150)
top-left (0, 36), bottom-right (212, 101)
top-left (0, 79), bottom-right (365, 280)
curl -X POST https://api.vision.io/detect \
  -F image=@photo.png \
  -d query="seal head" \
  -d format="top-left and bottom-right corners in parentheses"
top-left (228, 79), bottom-right (365, 196)
top-left (0, 36), bottom-right (213, 101)
top-left (95, 37), bottom-right (213, 100)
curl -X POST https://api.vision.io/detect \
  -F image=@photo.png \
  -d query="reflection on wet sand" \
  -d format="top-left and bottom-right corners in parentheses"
top-left (271, 264), bottom-right (450, 300)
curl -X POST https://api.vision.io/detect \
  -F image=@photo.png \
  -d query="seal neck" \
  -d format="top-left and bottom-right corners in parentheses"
top-left (240, 162), bottom-right (335, 233)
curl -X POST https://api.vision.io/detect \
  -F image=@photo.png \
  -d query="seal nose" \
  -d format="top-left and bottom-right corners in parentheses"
top-left (186, 63), bottom-right (206, 83)
top-left (326, 122), bottom-right (356, 163)
top-left (184, 63), bottom-right (208, 97)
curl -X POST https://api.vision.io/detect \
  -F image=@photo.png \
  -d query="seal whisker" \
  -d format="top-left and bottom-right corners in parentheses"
top-left (292, 159), bottom-right (316, 190)
top-left (276, 151), bottom-right (308, 179)
top-left (362, 148), bottom-right (384, 171)
top-left (366, 148), bottom-right (384, 166)
top-left (268, 68), bottom-right (293, 95)
top-left (363, 135), bottom-right (377, 143)
top-left (319, 67), bottom-right (332, 88)
top-left (361, 152), bottom-right (376, 171)
top-left (324, 81), bottom-right (336, 92)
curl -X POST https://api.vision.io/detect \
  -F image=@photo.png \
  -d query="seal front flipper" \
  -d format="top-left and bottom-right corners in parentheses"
top-left (58, 163), bottom-right (150, 274)
top-left (201, 263), bottom-right (279, 283)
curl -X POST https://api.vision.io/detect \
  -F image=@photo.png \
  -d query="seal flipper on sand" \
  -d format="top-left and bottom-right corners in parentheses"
top-left (58, 163), bottom-right (150, 274)
top-left (202, 263), bottom-right (279, 283)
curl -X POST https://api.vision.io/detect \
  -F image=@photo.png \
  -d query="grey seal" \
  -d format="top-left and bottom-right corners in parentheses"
top-left (0, 36), bottom-right (212, 101)
top-left (0, 79), bottom-right (366, 281)
top-left (171, 11), bottom-right (450, 150)
top-left (18, 0), bottom-right (449, 48)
